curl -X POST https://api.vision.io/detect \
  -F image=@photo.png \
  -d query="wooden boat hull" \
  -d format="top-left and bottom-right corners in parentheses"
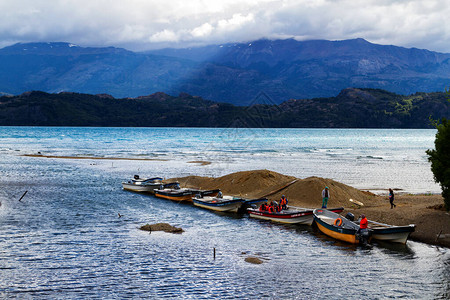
top-left (313, 209), bottom-right (365, 244)
top-left (314, 218), bottom-right (358, 244)
top-left (154, 189), bottom-right (220, 202)
top-left (193, 197), bottom-right (245, 212)
top-left (370, 223), bottom-right (415, 244)
top-left (248, 207), bottom-right (344, 225)
top-left (154, 191), bottom-right (196, 201)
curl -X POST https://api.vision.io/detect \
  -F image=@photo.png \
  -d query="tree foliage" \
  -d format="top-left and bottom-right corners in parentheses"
top-left (426, 117), bottom-right (450, 210)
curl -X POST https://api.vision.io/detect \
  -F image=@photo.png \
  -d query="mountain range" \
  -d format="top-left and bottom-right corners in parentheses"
top-left (1, 38), bottom-right (450, 105)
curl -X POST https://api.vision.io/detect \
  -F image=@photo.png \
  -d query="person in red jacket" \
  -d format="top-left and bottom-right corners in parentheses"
top-left (357, 214), bottom-right (370, 244)
top-left (259, 204), bottom-right (265, 211)
top-left (359, 214), bottom-right (368, 229)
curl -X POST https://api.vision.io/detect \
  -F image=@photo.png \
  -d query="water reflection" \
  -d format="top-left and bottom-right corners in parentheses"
top-left (374, 240), bottom-right (415, 257)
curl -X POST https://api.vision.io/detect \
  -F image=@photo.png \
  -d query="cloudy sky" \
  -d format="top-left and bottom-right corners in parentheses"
top-left (1, 0), bottom-right (450, 52)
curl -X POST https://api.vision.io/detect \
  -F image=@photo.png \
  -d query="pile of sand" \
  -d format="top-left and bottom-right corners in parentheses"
top-left (269, 176), bottom-right (379, 208)
top-left (171, 169), bottom-right (377, 208)
top-left (171, 169), bottom-right (296, 198)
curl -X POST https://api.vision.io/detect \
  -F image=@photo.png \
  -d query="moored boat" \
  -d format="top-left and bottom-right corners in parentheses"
top-left (239, 198), bottom-right (268, 212)
top-left (193, 196), bottom-right (246, 212)
top-left (313, 209), bottom-right (370, 244)
top-left (248, 206), bottom-right (344, 225)
top-left (368, 220), bottom-right (415, 244)
top-left (122, 175), bottom-right (163, 193)
top-left (154, 182), bottom-right (220, 202)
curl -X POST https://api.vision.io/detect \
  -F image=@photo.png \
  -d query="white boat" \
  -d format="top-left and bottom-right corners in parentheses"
top-left (192, 195), bottom-right (246, 212)
top-left (368, 220), bottom-right (415, 244)
top-left (122, 175), bottom-right (163, 193)
top-left (248, 206), bottom-right (344, 225)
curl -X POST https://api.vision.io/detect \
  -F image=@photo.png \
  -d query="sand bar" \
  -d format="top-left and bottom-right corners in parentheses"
top-left (187, 160), bottom-right (212, 165)
top-left (23, 154), bottom-right (168, 161)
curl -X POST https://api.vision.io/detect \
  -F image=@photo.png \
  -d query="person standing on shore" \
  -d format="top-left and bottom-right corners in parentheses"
top-left (321, 186), bottom-right (329, 208)
top-left (389, 188), bottom-right (396, 209)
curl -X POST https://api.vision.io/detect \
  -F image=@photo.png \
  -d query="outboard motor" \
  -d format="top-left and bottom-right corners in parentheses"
top-left (345, 212), bottom-right (355, 221)
top-left (356, 228), bottom-right (371, 246)
top-left (134, 175), bottom-right (140, 180)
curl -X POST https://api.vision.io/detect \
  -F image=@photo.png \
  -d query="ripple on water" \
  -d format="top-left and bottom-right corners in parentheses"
top-left (0, 127), bottom-right (447, 298)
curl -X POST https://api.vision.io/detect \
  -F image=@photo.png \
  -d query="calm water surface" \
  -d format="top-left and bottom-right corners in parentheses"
top-left (0, 127), bottom-right (448, 298)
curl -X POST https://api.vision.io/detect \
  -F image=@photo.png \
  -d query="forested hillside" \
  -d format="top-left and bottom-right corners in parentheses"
top-left (0, 88), bottom-right (448, 128)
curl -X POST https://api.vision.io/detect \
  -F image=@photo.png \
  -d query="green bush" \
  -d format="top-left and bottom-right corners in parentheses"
top-left (426, 118), bottom-right (450, 210)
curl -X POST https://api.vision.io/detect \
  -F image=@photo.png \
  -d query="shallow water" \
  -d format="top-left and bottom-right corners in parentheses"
top-left (0, 127), bottom-right (448, 298)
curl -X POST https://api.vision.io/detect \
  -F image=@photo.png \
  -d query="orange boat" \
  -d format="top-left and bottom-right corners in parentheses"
top-left (313, 209), bottom-right (371, 244)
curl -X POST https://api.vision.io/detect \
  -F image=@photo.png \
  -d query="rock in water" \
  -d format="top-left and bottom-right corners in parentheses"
top-left (245, 256), bottom-right (263, 264)
top-left (140, 223), bottom-right (184, 233)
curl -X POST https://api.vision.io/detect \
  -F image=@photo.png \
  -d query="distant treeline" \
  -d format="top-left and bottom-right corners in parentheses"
top-left (0, 88), bottom-right (448, 128)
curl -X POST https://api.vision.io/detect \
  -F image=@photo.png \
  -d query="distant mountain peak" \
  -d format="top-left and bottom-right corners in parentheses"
top-left (0, 41), bottom-right (130, 56)
top-left (6, 42), bottom-right (78, 50)
top-left (348, 37), bottom-right (370, 43)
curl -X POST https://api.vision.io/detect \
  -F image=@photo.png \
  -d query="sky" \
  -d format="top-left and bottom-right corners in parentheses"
top-left (1, 0), bottom-right (450, 53)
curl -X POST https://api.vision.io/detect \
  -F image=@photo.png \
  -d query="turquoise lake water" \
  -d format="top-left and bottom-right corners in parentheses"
top-left (0, 127), bottom-right (440, 193)
top-left (0, 127), bottom-right (448, 298)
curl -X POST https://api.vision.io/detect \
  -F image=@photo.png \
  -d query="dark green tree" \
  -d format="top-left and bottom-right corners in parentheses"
top-left (426, 89), bottom-right (450, 210)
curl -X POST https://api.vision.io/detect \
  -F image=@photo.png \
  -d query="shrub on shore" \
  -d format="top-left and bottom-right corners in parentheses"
top-left (427, 118), bottom-right (450, 211)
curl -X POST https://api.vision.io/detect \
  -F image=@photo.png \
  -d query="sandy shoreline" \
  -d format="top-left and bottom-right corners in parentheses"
top-left (24, 154), bottom-right (212, 165)
top-left (22, 154), bottom-right (168, 161)
top-left (171, 169), bottom-right (450, 248)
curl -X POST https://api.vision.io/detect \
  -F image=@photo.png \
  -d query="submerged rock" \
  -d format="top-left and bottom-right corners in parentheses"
top-left (140, 223), bottom-right (184, 233)
top-left (245, 256), bottom-right (263, 264)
